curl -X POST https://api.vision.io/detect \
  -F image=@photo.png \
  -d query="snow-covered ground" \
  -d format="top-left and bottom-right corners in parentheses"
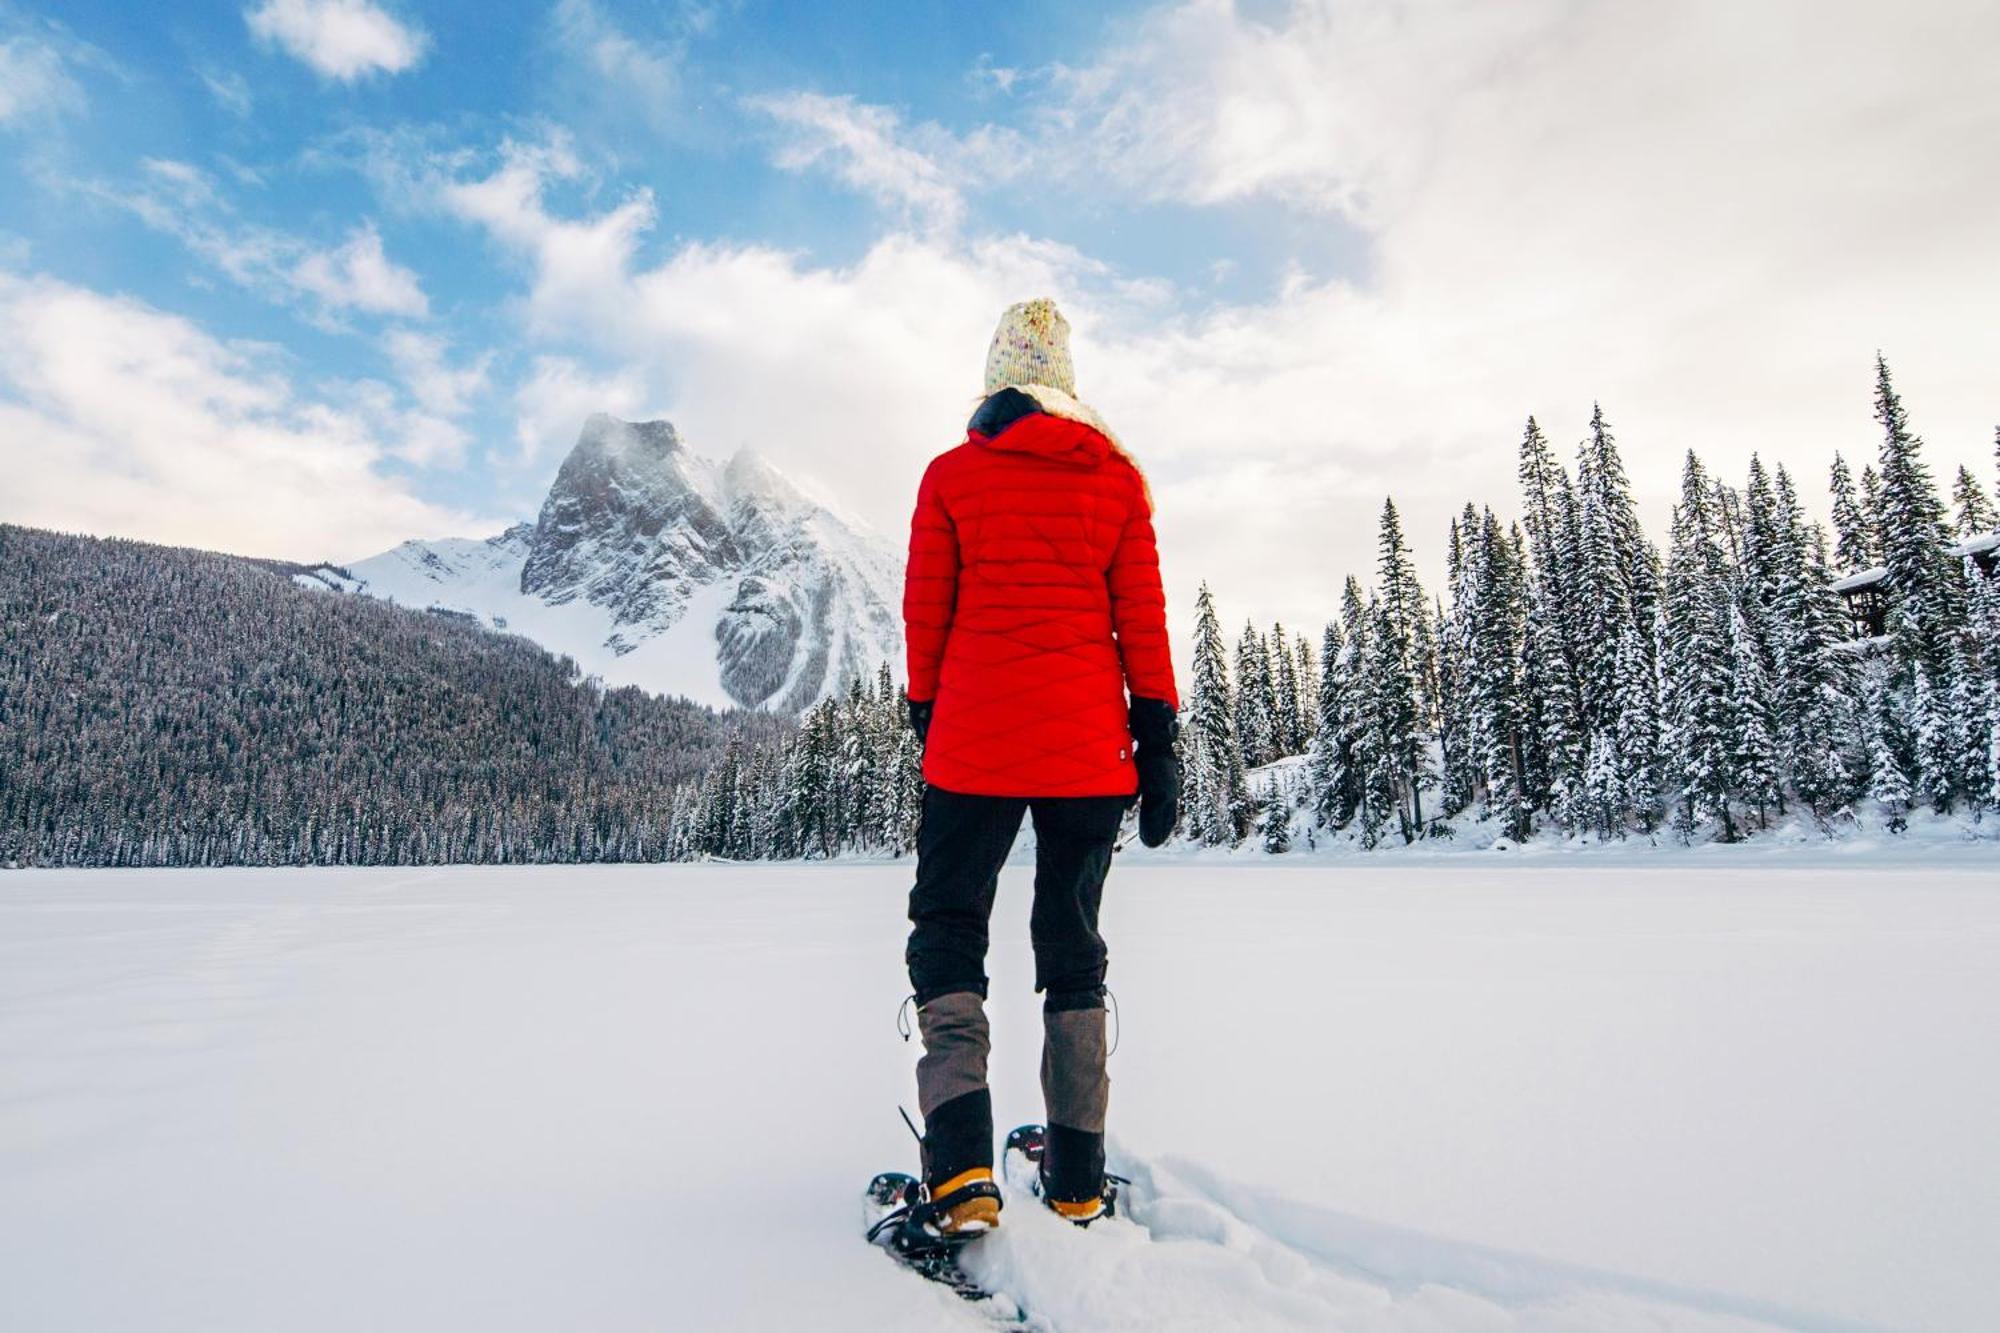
top-left (2, 857), bottom-right (1994, 1332)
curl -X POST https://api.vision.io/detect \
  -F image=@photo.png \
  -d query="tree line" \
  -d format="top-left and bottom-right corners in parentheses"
top-left (1175, 357), bottom-right (2000, 849)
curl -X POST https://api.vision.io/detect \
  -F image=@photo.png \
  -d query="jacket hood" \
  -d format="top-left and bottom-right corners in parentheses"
top-left (969, 407), bottom-right (1113, 468)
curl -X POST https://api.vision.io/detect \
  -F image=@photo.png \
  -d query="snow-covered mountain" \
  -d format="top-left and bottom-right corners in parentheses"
top-left (298, 415), bottom-right (904, 711)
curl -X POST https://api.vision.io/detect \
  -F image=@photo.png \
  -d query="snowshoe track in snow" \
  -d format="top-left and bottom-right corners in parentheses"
top-left (908, 1143), bottom-right (1814, 1333)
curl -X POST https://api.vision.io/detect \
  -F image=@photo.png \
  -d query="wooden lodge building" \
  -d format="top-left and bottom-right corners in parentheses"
top-left (1832, 529), bottom-right (2000, 641)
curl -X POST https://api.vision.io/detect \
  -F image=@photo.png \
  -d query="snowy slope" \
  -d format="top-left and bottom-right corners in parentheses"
top-left (4, 859), bottom-right (1994, 1332)
top-left (300, 415), bottom-right (904, 711)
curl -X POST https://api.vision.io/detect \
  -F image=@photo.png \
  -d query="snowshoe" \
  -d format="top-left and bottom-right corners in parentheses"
top-left (863, 1169), bottom-right (1013, 1308)
top-left (1003, 1123), bottom-right (1124, 1226)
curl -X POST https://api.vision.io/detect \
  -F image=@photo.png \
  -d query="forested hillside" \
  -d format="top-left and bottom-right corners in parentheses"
top-left (0, 526), bottom-right (785, 867)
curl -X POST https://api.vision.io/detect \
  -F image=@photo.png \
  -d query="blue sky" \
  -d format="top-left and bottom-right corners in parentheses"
top-left (3, 0), bottom-right (1997, 630)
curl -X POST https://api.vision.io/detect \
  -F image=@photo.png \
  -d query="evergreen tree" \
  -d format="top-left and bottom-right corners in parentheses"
top-left (1767, 466), bottom-right (1858, 812)
top-left (1372, 499), bottom-right (1432, 840)
top-left (1726, 604), bottom-right (1783, 827)
top-left (1234, 622), bottom-right (1277, 768)
top-left (1611, 614), bottom-right (1664, 833)
top-left (1437, 510), bottom-right (1479, 817)
top-left (1661, 451), bottom-right (1739, 841)
top-left (1859, 463), bottom-right (1885, 565)
top-left (1188, 583), bottom-right (1249, 844)
top-left (1828, 452), bottom-right (1873, 574)
top-left (1865, 679), bottom-right (1914, 833)
top-left (1260, 776), bottom-right (1292, 853)
top-left (1872, 355), bottom-right (1960, 680)
top-left (1951, 464), bottom-right (1997, 538)
top-left (1516, 418), bottom-right (1586, 825)
top-left (1270, 624), bottom-right (1303, 756)
top-left (1293, 631), bottom-right (1319, 744)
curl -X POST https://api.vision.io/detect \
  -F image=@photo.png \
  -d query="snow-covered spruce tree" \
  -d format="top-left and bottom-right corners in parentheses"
top-left (1322, 577), bottom-right (1376, 832)
top-left (1270, 624), bottom-right (1304, 757)
top-left (1260, 775), bottom-right (1293, 853)
top-left (1873, 356), bottom-right (1962, 681)
top-left (1307, 618), bottom-right (1350, 828)
top-left (1967, 558), bottom-right (2000, 809)
top-left (1188, 583), bottom-right (1250, 845)
top-left (1768, 465), bottom-right (1859, 813)
top-left (1478, 516), bottom-right (1535, 838)
top-left (1571, 405), bottom-right (1662, 833)
top-left (1865, 680), bottom-right (1915, 833)
top-left (1726, 604), bottom-right (1783, 828)
top-left (1611, 614), bottom-right (1665, 833)
top-left (1437, 510), bottom-right (1479, 817)
top-left (1859, 463), bottom-right (1885, 567)
top-left (1828, 452), bottom-right (1874, 575)
top-left (1371, 499), bottom-right (1434, 840)
top-left (1661, 451), bottom-right (1741, 841)
top-left (1293, 631), bottom-right (1319, 748)
top-left (1234, 621), bottom-right (1277, 769)
top-left (1353, 597), bottom-right (1395, 848)
top-left (1515, 418), bottom-right (1587, 827)
top-left (1738, 456), bottom-right (1783, 670)
top-left (1952, 465), bottom-right (1997, 539)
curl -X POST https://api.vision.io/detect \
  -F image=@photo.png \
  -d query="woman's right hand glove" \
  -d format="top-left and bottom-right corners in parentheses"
top-left (1128, 696), bottom-right (1180, 848)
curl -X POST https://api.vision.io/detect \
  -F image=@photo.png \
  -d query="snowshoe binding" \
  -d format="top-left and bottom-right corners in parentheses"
top-left (863, 1169), bottom-right (1009, 1306)
top-left (1003, 1124), bottom-right (1124, 1227)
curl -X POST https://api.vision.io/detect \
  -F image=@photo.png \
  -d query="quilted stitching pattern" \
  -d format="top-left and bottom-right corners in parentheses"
top-left (903, 412), bottom-right (1179, 798)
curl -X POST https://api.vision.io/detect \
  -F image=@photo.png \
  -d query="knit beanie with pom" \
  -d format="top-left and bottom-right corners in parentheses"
top-left (984, 298), bottom-right (1077, 398)
top-left (978, 297), bottom-right (1150, 508)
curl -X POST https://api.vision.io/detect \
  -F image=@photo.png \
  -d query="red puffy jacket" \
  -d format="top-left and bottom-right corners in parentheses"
top-left (903, 408), bottom-right (1179, 797)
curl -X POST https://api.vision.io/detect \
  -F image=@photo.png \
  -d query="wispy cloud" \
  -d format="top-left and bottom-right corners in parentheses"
top-left (747, 91), bottom-right (1026, 234)
top-left (200, 67), bottom-right (254, 117)
top-left (0, 33), bottom-right (84, 126)
top-left (245, 0), bottom-right (428, 82)
top-left (512, 355), bottom-right (645, 465)
top-left (102, 160), bottom-right (432, 324)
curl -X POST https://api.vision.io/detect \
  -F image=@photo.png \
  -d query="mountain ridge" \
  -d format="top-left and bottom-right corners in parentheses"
top-left (298, 414), bottom-right (904, 712)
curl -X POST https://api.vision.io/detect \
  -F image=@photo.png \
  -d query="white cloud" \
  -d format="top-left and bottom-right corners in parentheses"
top-left (293, 225), bottom-right (429, 317)
top-left (370, 330), bottom-right (491, 467)
top-left (512, 355), bottom-right (646, 465)
top-left (385, 330), bottom-right (488, 417)
top-left (0, 34), bottom-right (84, 125)
top-left (0, 271), bottom-right (489, 560)
top-left (437, 137), bottom-right (656, 330)
top-left (748, 92), bottom-right (1023, 233)
top-left (101, 163), bottom-right (431, 325)
top-left (245, 0), bottom-right (427, 82)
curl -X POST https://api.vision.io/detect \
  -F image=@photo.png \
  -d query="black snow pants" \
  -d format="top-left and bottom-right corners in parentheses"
top-left (905, 785), bottom-right (1124, 1203)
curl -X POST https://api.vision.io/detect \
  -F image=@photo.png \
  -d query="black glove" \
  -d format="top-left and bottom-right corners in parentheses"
top-left (1128, 696), bottom-right (1179, 848)
top-left (908, 698), bottom-right (933, 743)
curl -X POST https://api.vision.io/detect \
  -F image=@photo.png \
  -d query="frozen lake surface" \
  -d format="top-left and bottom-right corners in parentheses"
top-left (2, 857), bottom-right (1994, 1331)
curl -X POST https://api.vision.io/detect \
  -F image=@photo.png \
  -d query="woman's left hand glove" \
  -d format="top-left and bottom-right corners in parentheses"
top-left (1128, 697), bottom-right (1179, 847)
top-left (907, 698), bottom-right (933, 743)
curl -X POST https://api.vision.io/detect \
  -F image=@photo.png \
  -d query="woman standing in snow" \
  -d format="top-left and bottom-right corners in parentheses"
top-left (899, 297), bottom-right (1180, 1236)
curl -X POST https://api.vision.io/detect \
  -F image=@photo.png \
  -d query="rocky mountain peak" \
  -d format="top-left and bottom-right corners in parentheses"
top-left (330, 414), bottom-right (903, 713)
top-left (575, 413), bottom-right (682, 462)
